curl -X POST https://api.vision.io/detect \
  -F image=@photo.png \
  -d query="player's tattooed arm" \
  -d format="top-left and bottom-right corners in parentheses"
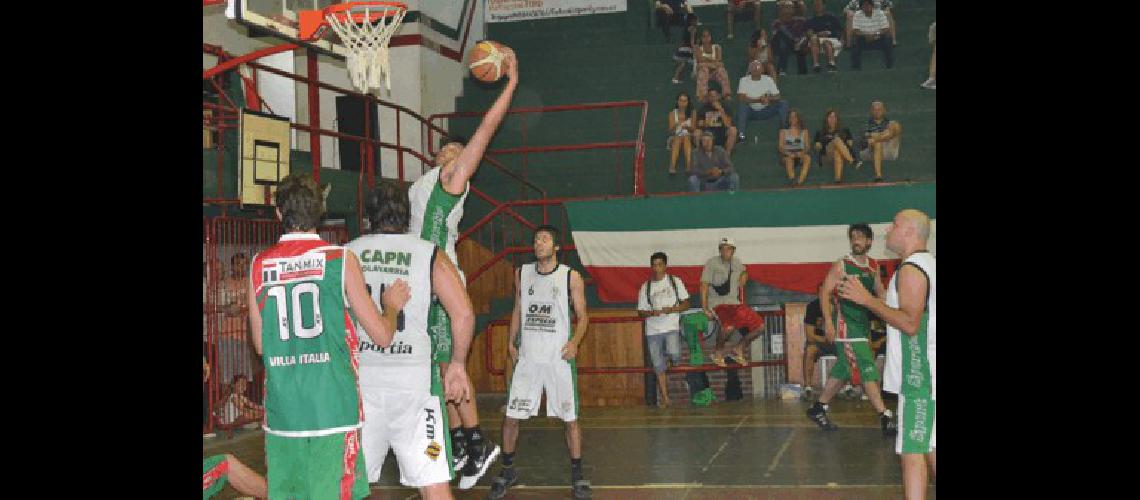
top-left (441, 47), bottom-right (519, 195)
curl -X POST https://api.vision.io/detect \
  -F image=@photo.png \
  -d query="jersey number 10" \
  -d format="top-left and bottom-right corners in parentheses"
top-left (266, 283), bottom-right (324, 341)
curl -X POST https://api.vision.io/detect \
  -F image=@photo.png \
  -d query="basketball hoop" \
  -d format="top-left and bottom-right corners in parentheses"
top-left (299, 1), bottom-right (407, 94)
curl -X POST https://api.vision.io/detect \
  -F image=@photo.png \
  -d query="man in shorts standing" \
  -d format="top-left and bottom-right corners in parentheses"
top-left (838, 209), bottom-right (935, 500)
top-left (489, 225), bottom-right (593, 500)
top-left (636, 252), bottom-right (691, 408)
top-left (247, 174), bottom-right (409, 500)
top-left (407, 45), bottom-right (518, 490)
top-left (349, 181), bottom-right (476, 499)
top-left (700, 237), bottom-right (765, 367)
top-left (805, 224), bottom-right (896, 435)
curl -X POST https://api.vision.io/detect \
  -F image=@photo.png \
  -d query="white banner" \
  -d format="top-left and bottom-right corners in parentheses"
top-left (485, 0), bottom-right (626, 23)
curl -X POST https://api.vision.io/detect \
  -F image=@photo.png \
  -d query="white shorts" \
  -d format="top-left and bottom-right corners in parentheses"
top-left (360, 388), bottom-right (452, 487)
top-left (505, 358), bottom-right (579, 422)
top-left (819, 37), bottom-right (843, 57)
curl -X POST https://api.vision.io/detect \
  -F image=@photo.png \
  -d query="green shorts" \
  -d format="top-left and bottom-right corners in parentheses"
top-left (266, 429), bottom-right (370, 500)
top-left (830, 340), bottom-right (880, 384)
top-left (202, 454), bottom-right (229, 499)
top-left (428, 299), bottom-right (452, 363)
top-left (897, 392), bottom-right (936, 455)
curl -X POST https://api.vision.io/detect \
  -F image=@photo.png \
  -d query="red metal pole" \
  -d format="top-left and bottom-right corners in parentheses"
top-left (202, 43), bottom-right (298, 80)
top-left (307, 49), bottom-right (321, 182)
top-left (520, 114), bottom-right (527, 201)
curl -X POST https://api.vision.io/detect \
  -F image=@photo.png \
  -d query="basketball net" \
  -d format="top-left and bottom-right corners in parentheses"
top-left (324, 4), bottom-right (407, 94)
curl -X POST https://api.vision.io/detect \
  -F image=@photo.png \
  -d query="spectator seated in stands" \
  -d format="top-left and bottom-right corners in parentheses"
top-left (745, 29), bottom-right (779, 84)
top-left (844, 0), bottom-right (896, 48)
top-left (770, 0), bottom-right (810, 76)
top-left (735, 61), bottom-right (788, 144)
top-left (218, 374), bottom-right (263, 429)
top-left (695, 28), bottom-right (733, 103)
top-left (848, 0), bottom-right (894, 70)
top-left (689, 131), bottom-right (739, 192)
top-left (805, 0), bottom-right (844, 73)
top-left (858, 100), bottom-right (902, 182)
top-left (813, 108), bottom-right (856, 183)
top-left (922, 21), bottom-right (936, 89)
top-left (696, 87), bottom-right (738, 155)
top-left (671, 14), bottom-right (700, 84)
top-left (778, 108), bottom-right (812, 186)
top-left (725, 0), bottom-right (762, 41)
top-left (655, 0), bottom-right (694, 42)
top-left (667, 92), bottom-right (697, 175)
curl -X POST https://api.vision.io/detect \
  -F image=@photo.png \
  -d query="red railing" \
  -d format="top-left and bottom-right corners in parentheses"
top-left (481, 312), bottom-right (787, 377)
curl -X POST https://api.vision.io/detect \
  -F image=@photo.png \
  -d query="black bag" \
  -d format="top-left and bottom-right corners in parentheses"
top-left (685, 370), bottom-right (710, 394)
top-left (711, 268), bottom-right (733, 296)
top-left (725, 368), bottom-right (743, 401)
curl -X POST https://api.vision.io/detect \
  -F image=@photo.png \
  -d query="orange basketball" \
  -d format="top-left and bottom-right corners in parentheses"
top-left (468, 40), bottom-right (509, 83)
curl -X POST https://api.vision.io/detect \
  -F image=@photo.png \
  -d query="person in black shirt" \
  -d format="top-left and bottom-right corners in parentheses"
top-left (802, 283), bottom-right (836, 399)
top-left (813, 109), bottom-right (856, 183)
top-left (805, 0), bottom-right (844, 72)
top-left (695, 87), bottom-right (738, 155)
top-left (655, 0), bottom-right (694, 42)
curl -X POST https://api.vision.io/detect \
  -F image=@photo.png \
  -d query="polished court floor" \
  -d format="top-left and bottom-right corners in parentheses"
top-left (203, 394), bottom-right (936, 499)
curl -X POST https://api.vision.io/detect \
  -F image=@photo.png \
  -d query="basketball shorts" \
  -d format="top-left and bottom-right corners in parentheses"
top-left (896, 392), bottom-right (936, 455)
top-left (830, 340), bottom-right (880, 384)
top-left (265, 430), bottom-right (369, 500)
top-left (713, 304), bottom-right (765, 333)
top-left (360, 388), bottom-right (453, 487)
top-left (202, 454), bottom-right (229, 500)
top-left (818, 37), bottom-right (843, 57)
top-left (506, 357), bottom-right (580, 422)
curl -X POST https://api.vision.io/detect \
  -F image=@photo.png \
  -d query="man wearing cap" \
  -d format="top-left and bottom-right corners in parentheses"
top-left (735, 60), bottom-right (788, 144)
top-left (688, 131), bottom-right (739, 192)
top-left (700, 238), bottom-right (765, 366)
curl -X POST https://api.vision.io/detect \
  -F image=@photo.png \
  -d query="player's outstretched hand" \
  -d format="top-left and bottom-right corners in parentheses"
top-left (380, 279), bottom-right (411, 311)
top-left (443, 363), bottom-right (472, 404)
top-left (837, 274), bottom-right (872, 306)
top-left (560, 341), bottom-right (578, 361)
top-left (501, 46), bottom-right (518, 82)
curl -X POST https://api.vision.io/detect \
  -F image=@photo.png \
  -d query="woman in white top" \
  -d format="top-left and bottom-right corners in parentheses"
top-left (778, 108), bottom-right (812, 185)
top-left (695, 29), bottom-right (733, 103)
top-left (667, 92), bottom-right (696, 175)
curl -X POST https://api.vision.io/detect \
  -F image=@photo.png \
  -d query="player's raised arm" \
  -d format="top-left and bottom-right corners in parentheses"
top-left (345, 250), bottom-right (408, 347)
top-left (432, 248), bottom-right (475, 403)
top-left (440, 47), bottom-right (519, 195)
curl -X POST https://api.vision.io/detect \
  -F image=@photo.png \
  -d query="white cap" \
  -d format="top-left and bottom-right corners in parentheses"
top-left (719, 237), bottom-right (736, 247)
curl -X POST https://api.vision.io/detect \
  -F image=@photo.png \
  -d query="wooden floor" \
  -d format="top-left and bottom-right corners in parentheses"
top-left (203, 394), bottom-right (935, 499)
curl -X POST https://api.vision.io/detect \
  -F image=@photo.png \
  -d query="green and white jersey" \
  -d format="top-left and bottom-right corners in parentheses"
top-left (408, 166), bottom-right (468, 265)
top-left (832, 255), bottom-right (879, 342)
top-left (518, 263), bottom-right (573, 364)
top-left (346, 233), bottom-right (436, 394)
top-left (883, 251), bottom-right (936, 399)
top-left (251, 233), bottom-right (362, 437)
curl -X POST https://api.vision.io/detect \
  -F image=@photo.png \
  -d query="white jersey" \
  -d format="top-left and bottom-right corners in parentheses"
top-left (518, 263), bottom-right (573, 364)
top-left (883, 251), bottom-right (936, 399)
top-left (407, 166), bottom-right (469, 265)
top-left (346, 233), bottom-right (436, 393)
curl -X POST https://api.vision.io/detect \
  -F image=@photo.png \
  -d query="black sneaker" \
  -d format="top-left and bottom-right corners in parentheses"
top-left (880, 411), bottom-right (898, 436)
top-left (737, 133), bottom-right (746, 143)
top-left (806, 402), bottom-right (838, 431)
top-left (451, 438), bottom-right (469, 473)
top-left (459, 440), bottom-right (501, 490)
top-left (572, 479), bottom-right (593, 499)
top-left (812, 65), bottom-right (822, 73)
top-left (487, 469), bottom-right (518, 500)
top-left (827, 63), bottom-right (838, 72)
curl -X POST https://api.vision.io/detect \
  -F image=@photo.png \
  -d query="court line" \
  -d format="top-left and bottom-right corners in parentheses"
top-left (764, 428), bottom-right (796, 477)
top-left (700, 415), bottom-right (747, 473)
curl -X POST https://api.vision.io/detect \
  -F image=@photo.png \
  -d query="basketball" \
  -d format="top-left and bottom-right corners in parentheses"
top-left (468, 40), bottom-right (509, 83)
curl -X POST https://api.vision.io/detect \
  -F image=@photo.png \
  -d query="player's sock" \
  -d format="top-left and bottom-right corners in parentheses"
top-left (465, 426), bottom-right (485, 450)
top-left (451, 427), bottom-right (466, 445)
top-left (502, 452), bottom-right (515, 467)
top-left (570, 458), bottom-right (584, 482)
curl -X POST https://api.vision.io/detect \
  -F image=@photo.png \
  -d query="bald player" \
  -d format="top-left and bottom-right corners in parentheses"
top-left (838, 209), bottom-right (935, 500)
top-left (407, 46), bottom-right (518, 489)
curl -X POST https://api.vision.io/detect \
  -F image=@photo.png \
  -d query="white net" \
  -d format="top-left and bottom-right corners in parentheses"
top-left (325, 4), bottom-right (407, 94)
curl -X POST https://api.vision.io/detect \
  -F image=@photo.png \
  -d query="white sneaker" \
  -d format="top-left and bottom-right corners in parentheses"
top-left (672, 78), bottom-right (681, 84)
top-left (203, 432), bottom-right (217, 439)
top-left (920, 78), bottom-right (936, 89)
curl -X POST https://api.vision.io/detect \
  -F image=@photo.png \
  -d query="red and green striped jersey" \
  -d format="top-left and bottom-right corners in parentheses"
top-left (832, 255), bottom-right (878, 340)
top-left (251, 232), bottom-right (362, 436)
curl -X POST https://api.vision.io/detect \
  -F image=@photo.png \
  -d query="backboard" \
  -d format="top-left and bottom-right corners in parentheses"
top-left (234, 0), bottom-right (351, 58)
